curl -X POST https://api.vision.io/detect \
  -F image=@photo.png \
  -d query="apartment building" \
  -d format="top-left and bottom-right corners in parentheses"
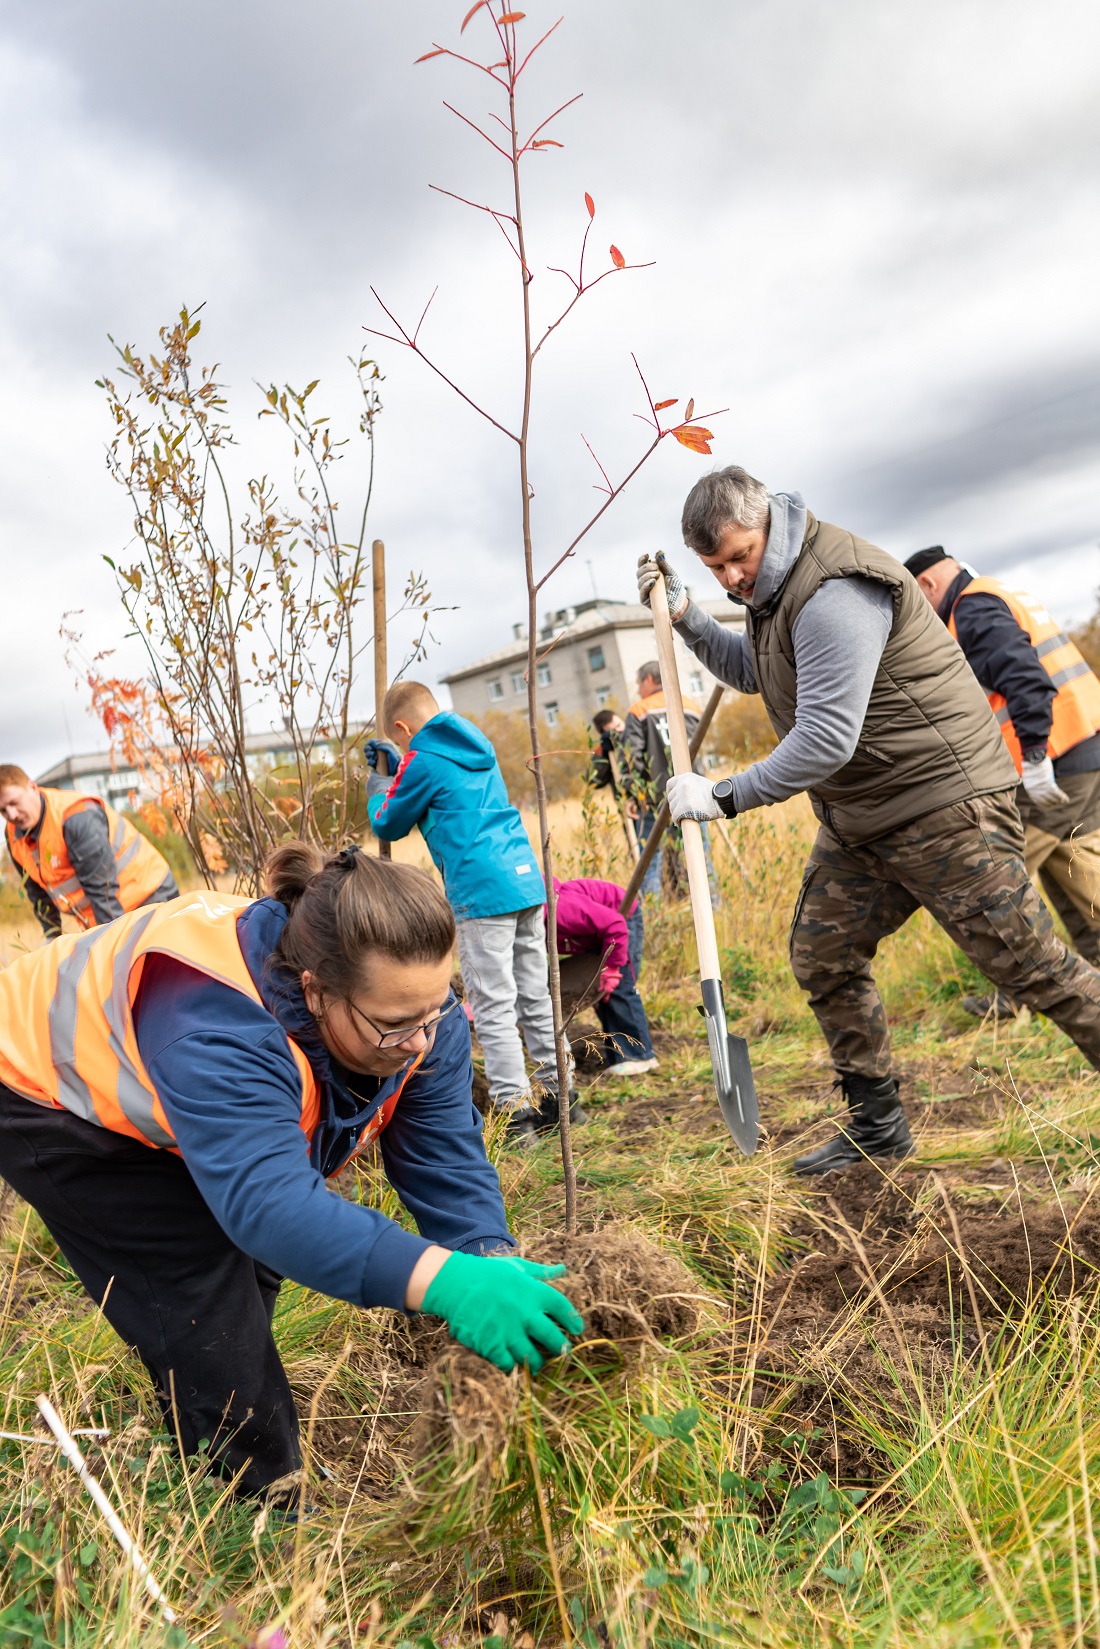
top-left (440, 596), bottom-right (744, 724)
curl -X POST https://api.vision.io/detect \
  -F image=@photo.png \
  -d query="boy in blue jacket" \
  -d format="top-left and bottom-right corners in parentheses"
top-left (367, 682), bottom-right (580, 1143)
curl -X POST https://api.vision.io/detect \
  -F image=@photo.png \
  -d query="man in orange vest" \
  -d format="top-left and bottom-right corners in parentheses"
top-left (905, 547), bottom-right (1100, 1011)
top-left (0, 765), bottom-right (177, 938)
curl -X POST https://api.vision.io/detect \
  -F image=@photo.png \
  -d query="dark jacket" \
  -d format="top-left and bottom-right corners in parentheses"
top-left (367, 712), bottom-right (543, 921)
top-left (132, 898), bottom-right (514, 1313)
top-left (589, 729), bottom-right (623, 793)
top-left (622, 692), bottom-right (702, 809)
top-left (748, 515), bottom-right (1018, 844)
top-left (939, 568), bottom-right (1100, 776)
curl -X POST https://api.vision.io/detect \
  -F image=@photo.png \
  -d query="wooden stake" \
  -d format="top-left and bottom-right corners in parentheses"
top-left (372, 538), bottom-right (391, 860)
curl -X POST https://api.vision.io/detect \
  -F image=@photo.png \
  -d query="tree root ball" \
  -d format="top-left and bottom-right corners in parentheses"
top-left (524, 1227), bottom-right (704, 1345)
top-left (407, 1228), bottom-right (706, 1476)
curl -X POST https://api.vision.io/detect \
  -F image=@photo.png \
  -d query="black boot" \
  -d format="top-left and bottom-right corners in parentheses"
top-left (503, 1105), bottom-right (542, 1147)
top-left (960, 989), bottom-right (1021, 1019)
top-left (792, 1074), bottom-right (914, 1176)
top-left (535, 1088), bottom-right (589, 1135)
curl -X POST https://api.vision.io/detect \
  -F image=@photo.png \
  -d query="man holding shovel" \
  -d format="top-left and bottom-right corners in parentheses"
top-left (638, 465), bottom-right (1100, 1174)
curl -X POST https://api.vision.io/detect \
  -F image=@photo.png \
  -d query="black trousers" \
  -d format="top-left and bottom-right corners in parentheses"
top-left (0, 1083), bottom-right (300, 1496)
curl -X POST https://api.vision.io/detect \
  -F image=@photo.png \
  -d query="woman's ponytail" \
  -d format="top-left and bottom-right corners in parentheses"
top-left (263, 841), bottom-right (327, 911)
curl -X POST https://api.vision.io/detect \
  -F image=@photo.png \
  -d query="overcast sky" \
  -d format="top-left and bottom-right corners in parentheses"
top-left (2, 0), bottom-right (1098, 773)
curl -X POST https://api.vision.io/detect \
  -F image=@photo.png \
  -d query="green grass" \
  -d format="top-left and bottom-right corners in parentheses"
top-left (2, 795), bottom-right (1099, 1646)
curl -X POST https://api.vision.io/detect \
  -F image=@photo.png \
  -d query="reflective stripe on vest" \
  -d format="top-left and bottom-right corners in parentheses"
top-left (5, 789), bottom-right (170, 928)
top-left (949, 578), bottom-right (1100, 772)
top-left (0, 892), bottom-right (421, 1160)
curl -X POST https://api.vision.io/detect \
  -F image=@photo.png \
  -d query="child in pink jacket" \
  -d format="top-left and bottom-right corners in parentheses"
top-left (551, 877), bottom-right (658, 1076)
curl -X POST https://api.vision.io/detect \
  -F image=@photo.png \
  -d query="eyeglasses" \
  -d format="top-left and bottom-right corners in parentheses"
top-left (345, 996), bottom-right (459, 1049)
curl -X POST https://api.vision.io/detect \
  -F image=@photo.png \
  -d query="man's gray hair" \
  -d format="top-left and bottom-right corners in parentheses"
top-left (681, 465), bottom-right (770, 555)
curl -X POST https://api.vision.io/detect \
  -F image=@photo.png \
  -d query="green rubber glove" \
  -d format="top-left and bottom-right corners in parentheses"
top-left (421, 1252), bottom-right (585, 1373)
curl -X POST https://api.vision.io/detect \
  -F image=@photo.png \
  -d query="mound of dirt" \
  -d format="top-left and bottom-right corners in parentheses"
top-left (525, 1226), bottom-right (704, 1344)
top-left (412, 1343), bottom-right (520, 1467)
top-left (772, 1167), bottom-right (1100, 1331)
top-left (405, 1229), bottom-right (708, 1477)
top-left (744, 1164), bottom-right (1100, 1480)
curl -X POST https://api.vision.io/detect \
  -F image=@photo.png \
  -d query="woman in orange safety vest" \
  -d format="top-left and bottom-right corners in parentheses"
top-left (0, 844), bottom-right (581, 1507)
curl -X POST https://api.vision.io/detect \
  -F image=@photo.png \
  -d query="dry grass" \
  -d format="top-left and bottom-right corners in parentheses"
top-left (2, 796), bottom-right (1100, 1645)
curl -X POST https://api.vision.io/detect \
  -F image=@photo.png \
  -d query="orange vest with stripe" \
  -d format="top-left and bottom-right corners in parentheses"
top-left (626, 689), bottom-right (702, 721)
top-left (0, 891), bottom-right (418, 1161)
top-left (949, 579), bottom-right (1100, 773)
top-left (6, 788), bottom-right (170, 929)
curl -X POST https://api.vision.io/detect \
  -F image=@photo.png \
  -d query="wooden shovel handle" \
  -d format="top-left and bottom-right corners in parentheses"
top-left (648, 575), bottom-right (723, 986)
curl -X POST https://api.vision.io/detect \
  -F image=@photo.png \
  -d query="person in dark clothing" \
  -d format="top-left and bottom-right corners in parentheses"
top-left (906, 548), bottom-right (1100, 1005)
top-left (622, 663), bottom-right (716, 902)
top-left (0, 767), bottom-right (177, 936)
top-left (589, 710), bottom-right (643, 865)
top-left (589, 709), bottom-right (627, 794)
top-left (0, 845), bottom-right (582, 1503)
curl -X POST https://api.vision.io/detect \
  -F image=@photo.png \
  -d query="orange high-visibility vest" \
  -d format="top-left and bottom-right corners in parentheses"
top-left (6, 788), bottom-right (170, 929)
top-left (949, 579), bottom-right (1100, 773)
top-left (626, 690), bottom-right (702, 721)
top-left (0, 891), bottom-right (420, 1160)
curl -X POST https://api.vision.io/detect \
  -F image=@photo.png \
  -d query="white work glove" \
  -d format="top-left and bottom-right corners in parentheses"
top-left (636, 553), bottom-right (688, 620)
top-left (666, 773), bottom-right (721, 822)
top-left (1020, 755), bottom-right (1069, 808)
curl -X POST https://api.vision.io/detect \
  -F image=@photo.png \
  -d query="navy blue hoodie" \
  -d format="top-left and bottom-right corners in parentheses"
top-left (131, 898), bottom-right (514, 1311)
top-left (368, 712), bottom-right (543, 920)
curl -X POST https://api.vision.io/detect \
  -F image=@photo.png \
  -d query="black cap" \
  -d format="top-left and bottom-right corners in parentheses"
top-left (903, 545), bottom-right (948, 578)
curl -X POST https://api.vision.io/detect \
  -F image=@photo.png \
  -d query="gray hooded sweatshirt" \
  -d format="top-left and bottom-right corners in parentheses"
top-left (672, 491), bottom-right (894, 815)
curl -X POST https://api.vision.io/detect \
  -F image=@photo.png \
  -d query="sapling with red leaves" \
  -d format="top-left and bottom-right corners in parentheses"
top-left (368, 1), bottom-right (723, 1227)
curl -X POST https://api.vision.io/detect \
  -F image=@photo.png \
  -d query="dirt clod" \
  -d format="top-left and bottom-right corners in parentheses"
top-left (525, 1226), bottom-right (705, 1344)
top-left (406, 1228), bottom-right (706, 1476)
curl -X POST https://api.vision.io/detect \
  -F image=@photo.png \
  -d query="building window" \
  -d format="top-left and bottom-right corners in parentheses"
top-left (595, 686), bottom-right (611, 708)
top-left (488, 679), bottom-right (504, 702)
top-left (511, 671), bottom-right (526, 694)
top-left (544, 701), bottom-right (559, 727)
top-left (587, 645), bottom-right (606, 673)
top-left (689, 671), bottom-right (704, 696)
top-left (536, 663), bottom-right (552, 687)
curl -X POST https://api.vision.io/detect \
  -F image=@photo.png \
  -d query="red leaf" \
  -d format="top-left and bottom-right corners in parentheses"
top-left (461, 0), bottom-right (489, 30)
top-left (610, 244), bottom-right (626, 269)
top-left (584, 191), bottom-right (595, 218)
top-left (685, 397), bottom-right (695, 420)
top-left (531, 139), bottom-right (563, 149)
top-left (499, 9), bottom-right (527, 21)
top-left (654, 398), bottom-right (677, 411)
top-left (415, 47), bottom-right (445, 61)
top-left (672, 425), bottom-right (714, 455)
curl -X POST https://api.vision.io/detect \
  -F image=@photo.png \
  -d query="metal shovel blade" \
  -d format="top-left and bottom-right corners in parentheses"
top-left (700, 977), bottom-right (759, 1155)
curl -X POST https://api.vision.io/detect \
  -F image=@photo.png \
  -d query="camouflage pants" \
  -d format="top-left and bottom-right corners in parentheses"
top-left (789, 789), bottom-right (1100, 1079)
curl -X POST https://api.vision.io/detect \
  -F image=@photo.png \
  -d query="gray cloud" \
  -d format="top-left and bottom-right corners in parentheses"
top-left (1, 0), bottom-right (1098, 772)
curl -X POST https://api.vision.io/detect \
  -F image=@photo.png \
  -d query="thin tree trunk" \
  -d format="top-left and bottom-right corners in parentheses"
top-left (509, 78), bottom-right (577, 1231)
top-left (373, 539), bottom-right (392, 860)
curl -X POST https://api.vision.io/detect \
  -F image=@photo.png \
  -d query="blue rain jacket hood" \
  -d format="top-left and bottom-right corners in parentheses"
top-left (367, 711), bottom-right (544, 921)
